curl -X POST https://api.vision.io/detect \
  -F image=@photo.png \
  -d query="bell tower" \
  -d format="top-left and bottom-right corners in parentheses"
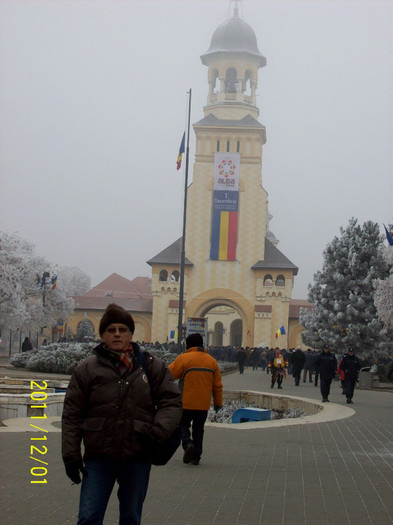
top-left (148, 5), bottom-right (298, 348)
top-left (201, 3), bottom-right (266, 121)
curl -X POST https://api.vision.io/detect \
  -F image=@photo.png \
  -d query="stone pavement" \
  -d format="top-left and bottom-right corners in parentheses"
top-left (1, 361), bottom-right (393, 525)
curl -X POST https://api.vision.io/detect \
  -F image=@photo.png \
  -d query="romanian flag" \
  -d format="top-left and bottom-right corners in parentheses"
top-left (210, 209), bottom-right (238, 260)
top-left (51, 275), bottom-right (57, 290)
top-left (176, 132), bottom-right (185, 170)
top-left (275, 325), bottom-right (286, 339)
top-left (383, 224), bottom-right (393, 246)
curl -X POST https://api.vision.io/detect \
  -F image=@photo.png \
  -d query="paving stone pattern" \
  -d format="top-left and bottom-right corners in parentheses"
top-left (1, 362), bottom-right (392, 524)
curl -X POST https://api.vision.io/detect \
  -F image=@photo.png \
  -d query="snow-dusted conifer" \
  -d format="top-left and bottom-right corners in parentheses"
top-left (300, 219), bottom-right (391, 353)
top-left (373, 226), bottom-right (393, 331)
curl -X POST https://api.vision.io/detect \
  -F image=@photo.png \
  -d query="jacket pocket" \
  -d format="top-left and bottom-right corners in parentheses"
top-left (81, 417), bottom-right (105, 431)
top-left (134, 418), bottom-right (154, 436)
top-left (81, 417), bottom-right (106, 454)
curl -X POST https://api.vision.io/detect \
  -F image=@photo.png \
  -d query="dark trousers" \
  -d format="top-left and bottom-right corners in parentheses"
top-left (343, 377), bottom-right (357, 399)
top-left (180, 409), bottom-right (208, 461)
top-left (293, 371), bottom-right (301, 385)
top-left (77, 459), bottom-right (151, 525)
top-left (271, 369), bottom-right (283, 387)
top-left (320, 376), bottom-right (332, 399)
top-left (303, 368), bottom-right (313, 382)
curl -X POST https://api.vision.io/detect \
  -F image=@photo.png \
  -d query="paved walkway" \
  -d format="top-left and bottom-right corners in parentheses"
top-left (1, 361), bottom-right (393, 525)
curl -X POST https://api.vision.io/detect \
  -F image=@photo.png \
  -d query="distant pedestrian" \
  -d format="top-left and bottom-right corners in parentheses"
top-left (22, 337), bottom-right (33, 352)
top-left (250, 348), bottom-right (260, 370)
top-left (314, 344), bottom-right (337, 402)
top-left (340, 348), bottom-right (360, 404)
top-left (260, 348), bottom-right (267, 371)
top-left (337, 357), bottom-right (346, 394)
top-left (303, 349), bottom-right (315, 383)
top-left (291, 348), bottom-right (306, 386)
top-left (236, 347), bottom-right (247, 374)
top-left (268, 348), bottom-right (287, 389)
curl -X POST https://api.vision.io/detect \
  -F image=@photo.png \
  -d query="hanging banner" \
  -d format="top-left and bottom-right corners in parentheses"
top-left (210, 153), bottom-right (240, 260)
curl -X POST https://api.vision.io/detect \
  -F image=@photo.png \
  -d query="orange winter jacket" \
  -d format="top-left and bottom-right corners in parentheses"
top-left (168, 347), bottom-right (223, 410)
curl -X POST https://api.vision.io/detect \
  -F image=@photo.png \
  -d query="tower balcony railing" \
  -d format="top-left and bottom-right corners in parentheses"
top-left (208, 93), bottom-right (254, 105)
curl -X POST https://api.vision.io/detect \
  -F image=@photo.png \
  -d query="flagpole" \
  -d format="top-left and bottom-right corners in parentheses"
top-left (177, 89), bottom-right (192, 351)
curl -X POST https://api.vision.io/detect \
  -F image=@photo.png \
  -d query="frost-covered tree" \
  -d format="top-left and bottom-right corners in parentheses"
top-left (76, 318), bottom-right (95, 341)
top-left (57, 265), bottom-right (91, 296)
top-left (0, 232), bottom-right (75, 333)
top-left (373, 239), bottom-right (393, 330)
top-left (300, 219), bottom-right (392, 353)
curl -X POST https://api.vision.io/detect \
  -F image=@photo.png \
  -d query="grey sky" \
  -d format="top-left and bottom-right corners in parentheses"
top-left (1, 0), bottom-right (392, 299)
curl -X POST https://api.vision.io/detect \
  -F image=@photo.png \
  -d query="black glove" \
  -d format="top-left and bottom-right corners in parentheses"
top-left (65, 461), bottom-right (87, 484)
top-left (214, 406), bottom-right (222, 412)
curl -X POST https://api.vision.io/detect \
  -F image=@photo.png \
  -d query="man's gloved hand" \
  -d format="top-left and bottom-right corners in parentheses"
top-left (214, 406), bottom-right (222, 412)
top-left (65, 461), bottom-right (87, 484)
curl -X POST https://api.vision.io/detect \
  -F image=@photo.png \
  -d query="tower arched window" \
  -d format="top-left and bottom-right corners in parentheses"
top-left (244, 70), bottom-right (252, 95)
top-left (225, 68), bottom-right (238, 93)
top-left (211, 68), bottom-right (219, 93)
top-left (171, 270), bottom-right (180, 282)
top-left (159, 269), bottom-right (168, 282)
top-left (263, 274), bottom-right (273, 287)
top-left (276, 275), bottom-right (285, 287)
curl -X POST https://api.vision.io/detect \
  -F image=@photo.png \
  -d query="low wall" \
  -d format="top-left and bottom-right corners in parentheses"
top-left (0, 378), bottom-right (67, 421)
top-left (223, 390), bottom-right (323, 416)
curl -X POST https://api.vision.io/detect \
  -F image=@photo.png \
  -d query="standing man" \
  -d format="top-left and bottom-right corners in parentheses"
top-left (303, 349), bottom-right (315, 383)
top-left (169, 333), bottom-right (223, 466)
top-left (62, 303), bottom-right (182, 525)
top-left (291, 347), bottom-right (306, 386)
top-left (314, 344), bottom-right (337, 402)
top-left (236, 347), bottom-right (247, 374)
top-left (268, 347), bottom-right (287, 389)
top-left (22, 337), bottom-right (33, 352)
top-left (341, 347), bottom-right (361, 404)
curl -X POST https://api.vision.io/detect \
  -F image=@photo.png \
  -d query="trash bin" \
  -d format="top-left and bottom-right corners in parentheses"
top-left (358, 370), bottom-right (372, 389)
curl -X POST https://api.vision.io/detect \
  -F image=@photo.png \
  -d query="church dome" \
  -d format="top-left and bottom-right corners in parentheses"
top-left (201, 8), bottom-right (266, 66)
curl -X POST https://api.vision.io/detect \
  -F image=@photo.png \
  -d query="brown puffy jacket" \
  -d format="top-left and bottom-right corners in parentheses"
top-left (168, 346), bottom-right (223, 410)
top-left (62, 343), bottom-right (182, 465)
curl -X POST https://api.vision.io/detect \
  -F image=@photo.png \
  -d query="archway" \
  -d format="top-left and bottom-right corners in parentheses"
top-left (187, 289), bottom-right (252, 347)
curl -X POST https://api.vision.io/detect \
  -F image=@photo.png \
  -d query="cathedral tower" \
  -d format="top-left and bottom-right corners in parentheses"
top-left (148, 6), bottom-right (298, 348)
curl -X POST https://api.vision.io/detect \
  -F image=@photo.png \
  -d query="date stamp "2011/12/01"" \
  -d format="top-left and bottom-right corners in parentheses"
top-left (30, 380), bottom-right (49, 484)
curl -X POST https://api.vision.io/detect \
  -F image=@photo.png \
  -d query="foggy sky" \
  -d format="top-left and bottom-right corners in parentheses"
top-left (1, 0), bottom-right (392, 299)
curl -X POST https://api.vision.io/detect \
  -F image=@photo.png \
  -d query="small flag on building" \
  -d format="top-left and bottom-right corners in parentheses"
top-left (176, 132), bottom-right (185, 170)
top-left (383, 224), bottom-right (393, 246)
top-left (275, 325), bottom-right (286, 339)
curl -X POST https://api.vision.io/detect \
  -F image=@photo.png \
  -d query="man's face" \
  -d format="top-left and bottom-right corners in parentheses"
top-left (323, 347), bottom-right (329, 353)
top-left (101, 323), bottom-right (132, 352)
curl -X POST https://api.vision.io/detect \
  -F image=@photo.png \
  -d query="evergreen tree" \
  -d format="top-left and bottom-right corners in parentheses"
top-left (373, 240), bottom-right (393, 331)
top-left (300, 219), bottom-right (392, 353)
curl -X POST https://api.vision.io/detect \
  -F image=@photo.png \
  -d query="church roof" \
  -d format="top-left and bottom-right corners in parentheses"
top-left (194, 113), bottom-right (264, 129)
top-left (252, 238), bottom-right (299, 275)
top-left (146, 238), bottom-right (193, 266)
top-left (201, 8), bottom-right (266, 67)
top-left (83, 273), bottom-right (152, 299)
top-left (72, 273), bottom-right (153, 312)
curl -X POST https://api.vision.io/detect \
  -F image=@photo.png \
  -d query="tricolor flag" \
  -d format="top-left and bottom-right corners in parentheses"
top-left (176, 132), bottom-right (185, 170)
top-left (51, 275), bottom-right (57, 290)
top-left (275, 325), bottom-right (286, 339)
top-left (383, 224), bottom-right (393, 246)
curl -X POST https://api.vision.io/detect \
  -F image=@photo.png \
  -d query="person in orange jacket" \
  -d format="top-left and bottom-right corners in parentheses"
top-left (169, 333), bottom-right (223, 465)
